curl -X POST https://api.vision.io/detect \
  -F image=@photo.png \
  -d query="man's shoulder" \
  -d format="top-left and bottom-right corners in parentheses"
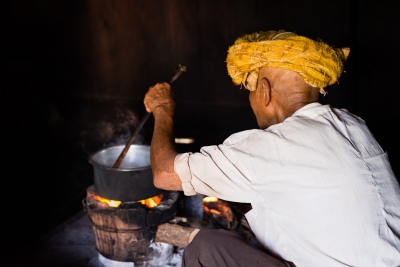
top-left (223, 129), bottom-right (264, 146)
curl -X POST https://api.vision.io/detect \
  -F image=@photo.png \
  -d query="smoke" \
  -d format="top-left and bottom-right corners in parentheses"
top-left (80, 103), bottom-right (147, 155)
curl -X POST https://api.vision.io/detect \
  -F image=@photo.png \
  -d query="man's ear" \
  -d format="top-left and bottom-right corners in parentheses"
top-left (261, 78), bottom-right (271, 107)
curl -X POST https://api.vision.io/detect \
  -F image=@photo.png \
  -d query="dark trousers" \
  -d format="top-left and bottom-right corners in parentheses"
top-left (182, 229), bottom-right (290, 267)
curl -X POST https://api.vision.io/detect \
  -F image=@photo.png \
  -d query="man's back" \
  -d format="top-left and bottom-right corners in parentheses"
top-left (235, 103), bottom-right (400, 266)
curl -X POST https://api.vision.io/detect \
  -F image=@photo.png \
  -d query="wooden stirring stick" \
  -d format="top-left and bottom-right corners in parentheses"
top-left (112, 64), bottom-right (187, 168)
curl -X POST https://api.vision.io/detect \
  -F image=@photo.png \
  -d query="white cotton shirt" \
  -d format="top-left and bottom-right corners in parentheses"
top-left (174, 103), bottom-right (400, 267)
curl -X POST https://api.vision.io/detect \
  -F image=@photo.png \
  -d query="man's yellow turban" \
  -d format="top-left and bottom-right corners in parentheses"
top-left (226, 30), bottom-right (350, 95)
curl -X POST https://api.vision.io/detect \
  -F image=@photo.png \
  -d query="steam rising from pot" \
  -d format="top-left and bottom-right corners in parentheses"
top-left (79, 103), bottom-right (146, 155)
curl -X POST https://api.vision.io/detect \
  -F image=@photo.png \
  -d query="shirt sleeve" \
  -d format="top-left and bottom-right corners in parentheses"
top-left (174, 152), bottom-right (197, 196)
top-left (174, 139), bottom-right (261, 202)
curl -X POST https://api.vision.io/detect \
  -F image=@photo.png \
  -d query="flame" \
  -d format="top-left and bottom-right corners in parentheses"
top-left (202, 196), bottom-right (233, 228)
top-left (203, 196), bottom-right (218, 203)
top-left (139, 194), bottom-right (162, 208)
top-left (92, 195), bottom-right (122, 208)
top-left (90, 192), bottom-right (163, 208)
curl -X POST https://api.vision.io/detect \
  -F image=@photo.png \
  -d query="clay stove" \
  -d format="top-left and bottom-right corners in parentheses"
top-left (83, 185), bottom-right (180, 267)
top-left (83, 144), bottom-right (182, 266)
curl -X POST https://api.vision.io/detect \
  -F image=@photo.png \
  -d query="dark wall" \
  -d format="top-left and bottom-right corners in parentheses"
top-left (1, 0), bottom-right (399, 259)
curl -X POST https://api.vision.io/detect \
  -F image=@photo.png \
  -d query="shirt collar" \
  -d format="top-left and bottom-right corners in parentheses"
top-left (291, 102), bottom-right (324, 117)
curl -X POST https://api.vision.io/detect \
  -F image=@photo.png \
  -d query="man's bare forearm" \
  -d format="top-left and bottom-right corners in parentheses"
top-left (143, 82), bottom-right (183, 191)
top-left (150, 108), bottom-right (183, 191)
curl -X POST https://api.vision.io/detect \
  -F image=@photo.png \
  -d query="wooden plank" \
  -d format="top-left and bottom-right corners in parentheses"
top-left (155, 222), bottom-right (200, 247)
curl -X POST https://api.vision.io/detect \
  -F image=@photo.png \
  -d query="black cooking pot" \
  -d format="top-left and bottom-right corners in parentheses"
top-left (88, 144), bottom-right (163, 202)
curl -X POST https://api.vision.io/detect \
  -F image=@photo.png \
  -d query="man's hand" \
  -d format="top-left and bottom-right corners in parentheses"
top-left (144, 82), bottom-right (175, 117)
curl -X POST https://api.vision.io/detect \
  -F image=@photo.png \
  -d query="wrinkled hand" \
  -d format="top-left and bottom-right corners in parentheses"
top-left (144, 82), bottom-right (175, 117)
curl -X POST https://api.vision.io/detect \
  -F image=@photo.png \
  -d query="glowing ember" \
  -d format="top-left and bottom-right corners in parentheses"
top-left (209, 209), bottom-right (221, 215)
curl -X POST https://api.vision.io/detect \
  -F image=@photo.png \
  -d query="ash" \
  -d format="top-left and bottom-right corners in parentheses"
top-left (165, 247), bottom-right (184, 267)
top-left (97, 245), bottom-right (183, 267)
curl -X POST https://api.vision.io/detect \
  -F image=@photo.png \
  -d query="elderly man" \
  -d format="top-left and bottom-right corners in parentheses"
top-left (144, 30), bottom-right (400, 266)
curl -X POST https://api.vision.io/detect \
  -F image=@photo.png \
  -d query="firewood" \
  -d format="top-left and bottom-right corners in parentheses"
top-left (155, 222), bottom-right (200, 247)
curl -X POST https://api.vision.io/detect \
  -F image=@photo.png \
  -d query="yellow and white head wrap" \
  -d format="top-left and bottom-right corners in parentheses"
top-left (226, 30), bottom-right (350, 95)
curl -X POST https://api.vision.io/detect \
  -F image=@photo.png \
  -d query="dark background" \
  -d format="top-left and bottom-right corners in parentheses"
top-left (1, 0), bottom-right (399, 261)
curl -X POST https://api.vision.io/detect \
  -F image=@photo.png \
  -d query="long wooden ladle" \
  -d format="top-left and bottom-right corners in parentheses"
top-left (112, 64), bottom-right (187, 168)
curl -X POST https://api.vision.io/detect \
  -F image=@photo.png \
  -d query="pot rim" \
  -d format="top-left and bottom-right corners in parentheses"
top-left (88, 144), bottom-right (151, 172)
